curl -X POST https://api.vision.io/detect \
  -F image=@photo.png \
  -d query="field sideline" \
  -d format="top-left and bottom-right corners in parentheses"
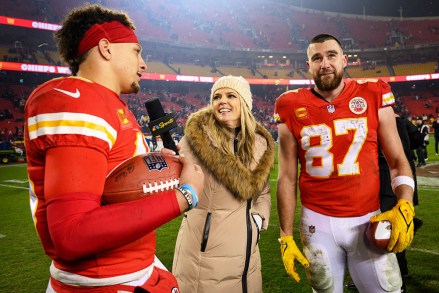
top-left (0, 142), bottom-right (438, 292)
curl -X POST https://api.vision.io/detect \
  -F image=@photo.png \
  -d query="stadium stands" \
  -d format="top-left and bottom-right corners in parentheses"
top-left (0, 0), bottom-right (438, 141)
top-left (147, 61), bottom-right (177, 75)
top-left (392, 62), bottom-right (437, 76)
top-left (217, 66), bottom-right (257, 78)
top-left (171, 63), bottom-right (221, 76)
top-left (2, 0), bottom-right (439, 51)
top-left (346, 65), bottom-right (390, 78)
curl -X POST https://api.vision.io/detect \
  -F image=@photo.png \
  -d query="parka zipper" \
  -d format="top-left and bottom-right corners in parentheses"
top-left (241, 200), bottom-right (252, 293)
top-left (200, 212), bottom-right (212, 252)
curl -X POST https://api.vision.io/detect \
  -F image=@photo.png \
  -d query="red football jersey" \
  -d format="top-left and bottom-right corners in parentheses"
top-left (274, 79), bottom-right (395, 217)
top-left (25, 76), bottom-right (152, 278)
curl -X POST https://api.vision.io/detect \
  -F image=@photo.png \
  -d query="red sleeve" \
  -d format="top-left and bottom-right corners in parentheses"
top-left (46, 190), bottom-right (180, 262)
top-left (44, 146), bottom-right (180, 262)
top-left (364, 79), bottom-right (395, 108)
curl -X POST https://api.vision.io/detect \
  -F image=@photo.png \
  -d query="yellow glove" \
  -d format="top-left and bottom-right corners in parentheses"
top-left (370, 199), bottom-right (415, 253)
top-left (279, 236), bottom-right (310, 282)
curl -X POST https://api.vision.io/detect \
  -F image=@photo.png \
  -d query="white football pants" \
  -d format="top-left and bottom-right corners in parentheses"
top-left (300, 206), bottom-right (402, 293)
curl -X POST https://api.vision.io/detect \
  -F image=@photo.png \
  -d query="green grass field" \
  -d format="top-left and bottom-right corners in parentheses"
top-left (0, 142), bottom-right (438, 292)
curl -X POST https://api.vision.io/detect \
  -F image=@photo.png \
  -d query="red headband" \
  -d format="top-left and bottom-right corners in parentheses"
top-left (77, 21), bottom-right (139, 56)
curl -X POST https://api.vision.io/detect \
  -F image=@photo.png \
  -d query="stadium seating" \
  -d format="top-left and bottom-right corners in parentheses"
top-left (398, 19), bottom-right (439, 45)
top-left (216, 66), bottom-right (256, 78)
top-left (1, 0), bottom-right (438, 136)
top-left (3, 0), bottom-right (439, 51)
top-left (392, 62), bottom-right (437, 76)
top-left (171, 63), bottom-right (221, 77)
top-left (346, 65), bottom-right (390, 78)
top-left (258, 67), bottom-right (297, 79)
top-left (399, 96), bottom-right (439, 117)
top-left (147, 61), bottom-right (177, 75)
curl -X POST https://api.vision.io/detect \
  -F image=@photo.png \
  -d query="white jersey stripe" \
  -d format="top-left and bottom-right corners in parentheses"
top-left (30, 126), bottom-right (114, 148)
top-left (28, 112), bottom-right (117, 148)
top-left (50, 261), bottom-right (153, 287)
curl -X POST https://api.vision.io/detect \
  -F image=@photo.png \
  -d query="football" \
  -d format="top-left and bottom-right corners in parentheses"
top-left (366, 220), bottom-right (392, 252)
top-left (102, 152), bottom-right (182, 205)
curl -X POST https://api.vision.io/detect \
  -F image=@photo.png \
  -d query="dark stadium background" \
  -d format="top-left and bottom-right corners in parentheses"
top-left (285, 0), bottom-right (439, 18)
top-left (0, 1), bottom-right (438, 293)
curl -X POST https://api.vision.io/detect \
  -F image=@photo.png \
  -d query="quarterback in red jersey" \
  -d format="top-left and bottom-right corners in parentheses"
top-left (24, 4), bottom-right (203, 293)
top-left (275, 34), bottom-right (415, 293)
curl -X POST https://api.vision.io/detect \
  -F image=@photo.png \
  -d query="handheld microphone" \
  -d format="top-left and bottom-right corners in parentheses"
top-left (145, 98), bottom-right (179, 154)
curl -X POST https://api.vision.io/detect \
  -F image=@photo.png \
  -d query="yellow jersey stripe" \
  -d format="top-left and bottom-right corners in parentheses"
top-left (28, 112), bottom-right (117, 148)
top-left (382, 92), bottom-right (395, 106)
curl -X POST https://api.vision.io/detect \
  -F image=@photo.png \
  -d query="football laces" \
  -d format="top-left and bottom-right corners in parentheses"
top-left (142, 178), bottom-right (180, 194)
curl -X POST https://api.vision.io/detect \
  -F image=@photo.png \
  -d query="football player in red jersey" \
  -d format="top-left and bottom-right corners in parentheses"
top-left (24, 4), bottom-right (203, 292)
top-left (274, 34), bottom-right (415, 293)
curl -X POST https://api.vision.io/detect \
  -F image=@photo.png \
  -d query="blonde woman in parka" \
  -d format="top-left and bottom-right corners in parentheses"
top-left (172, 76), bottom-right (275, 293)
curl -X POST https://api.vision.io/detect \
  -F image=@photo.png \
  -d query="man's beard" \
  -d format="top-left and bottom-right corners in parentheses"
top-left (131, 81), bottom-right (140, 94)
top-left (313, 71), bottom-right (343, 91)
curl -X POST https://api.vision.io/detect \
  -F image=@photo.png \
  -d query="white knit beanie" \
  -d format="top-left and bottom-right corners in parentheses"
top-left (210, 76), bottom-right (253, 110)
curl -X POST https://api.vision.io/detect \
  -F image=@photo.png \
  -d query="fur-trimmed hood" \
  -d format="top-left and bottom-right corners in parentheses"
top-left (184, 108), bottom-right (275, 201)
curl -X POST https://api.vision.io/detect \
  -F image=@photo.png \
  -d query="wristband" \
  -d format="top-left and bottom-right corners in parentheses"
top-left (176, 186), bottom-right (193, 210)
top-left (180, 183), bottom-right (198, 208)
top-left (391, 176), bottom-right (415, 193)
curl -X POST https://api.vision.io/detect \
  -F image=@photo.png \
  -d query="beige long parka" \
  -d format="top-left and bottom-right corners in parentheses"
top-left (172, 108), bottom-right (275, 293)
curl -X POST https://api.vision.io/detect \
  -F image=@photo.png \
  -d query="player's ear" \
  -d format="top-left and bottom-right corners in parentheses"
top-left (98, 39), bottom-right (112, 60)
top-left (342, 54), bottom-right (348, 68)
